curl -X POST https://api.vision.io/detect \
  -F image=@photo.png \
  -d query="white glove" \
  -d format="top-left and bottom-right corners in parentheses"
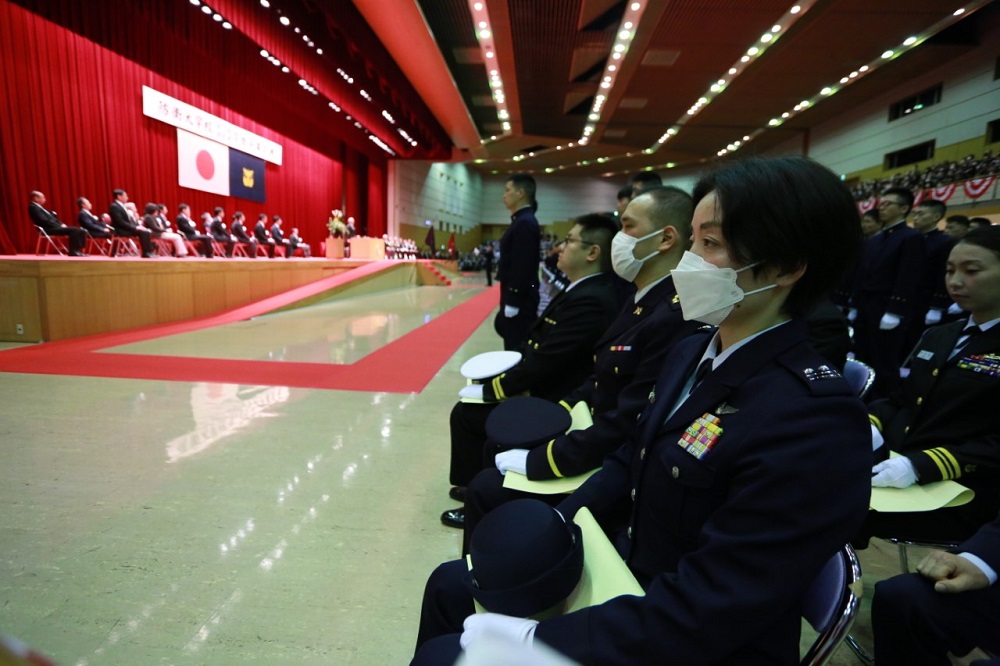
top-left (846, 308), bottom-right (857, 323)
top-left (459, 384), bottom-right (484, 401)
top-left (948, 302), bottom-right (963, 315)
top-left (504, 305), bottom-right (520, 318)
top-left (871, 457), bottom-right (918, 488)
top-left (460, 613), bottom-right (538, 651)
top-left (495, 449), bottom-right (529, 476)
top-left (879, 313), bottom-right (901, 330)
top-left (925, 309), bottom-right (942, 325)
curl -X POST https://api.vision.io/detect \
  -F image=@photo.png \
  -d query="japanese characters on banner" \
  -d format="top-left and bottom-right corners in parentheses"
top-left (142, 86), bottom-right (282, 165)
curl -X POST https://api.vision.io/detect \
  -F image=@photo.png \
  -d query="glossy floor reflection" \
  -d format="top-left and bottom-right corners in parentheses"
top-left (0, 274), bottom-right (939, 665)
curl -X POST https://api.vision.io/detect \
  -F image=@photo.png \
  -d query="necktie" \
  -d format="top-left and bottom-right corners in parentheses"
top-left (692, 357), bottom-right (714, 391)
top-left (950, 325), bottom-right (981, 359)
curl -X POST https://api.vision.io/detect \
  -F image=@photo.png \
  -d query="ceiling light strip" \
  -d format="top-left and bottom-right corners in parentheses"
top-left (467, 1), bottom-right (512, 139)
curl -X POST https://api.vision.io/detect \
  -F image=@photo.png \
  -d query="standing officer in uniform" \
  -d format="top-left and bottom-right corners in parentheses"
top-left (495, 174), bottom-right (541, 350)
top-left (862, 226), bottom-right (1000, 545)
top-left (460, 186), bottom-right (701, 549)
top-left (413, 156), bottom-right (871, 665)
top-left (442, 214), bottom-right (621, 528)
top-left (850, 186), bottom-right (925, 398)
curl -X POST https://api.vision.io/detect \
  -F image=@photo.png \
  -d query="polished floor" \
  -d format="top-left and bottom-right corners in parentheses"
top-left (0, 270), bottom-right (974, 665)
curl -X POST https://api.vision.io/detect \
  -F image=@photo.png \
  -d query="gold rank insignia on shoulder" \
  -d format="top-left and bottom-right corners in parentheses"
top-left (671, 294), bottom-right (680, 304)
top-left (633, 306), bottom-right (643, 315)
top-left (803, 365), bottom-right (841, 381)
top-left (678, 412), bottom-right (723, 460)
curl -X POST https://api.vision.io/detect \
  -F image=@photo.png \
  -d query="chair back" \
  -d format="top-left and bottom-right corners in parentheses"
top-left (800, 544), bottom-right (863, 666)
top-left (843, 359), bottom-right (875, 398)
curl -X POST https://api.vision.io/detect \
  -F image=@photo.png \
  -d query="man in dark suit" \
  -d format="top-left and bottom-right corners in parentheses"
top-left (872, 512), bottom-right (1000, 662)
top-left (442, 214), bottom-right (622, 528)
top-left (76, 197), bottom-right (112, 238)
top-left (28, 191), bottom-right (87, 256)
top-left (271, 215), bottom-right (296, 258)
top-left (108, 189), bottom-right (155, 257)
top-left (174, 204), bottom-right (213, 258)
top-left (459, 187), bottom-right (701, 544)
top-left (253, 213), bottom-right (276, 258)
top-left (495, 174), bottom-right (541, 350)
top-left (850, 186), bottom-right (925, 398)
top-left (230, 211), bottom-right (257, 257)
top-left (208, 206), bottom-right (235, 257)
top-left (861, 228), bottom-right (1000, 545)
top-left (414, 157), bottom-right (871, 665)
top-left (908, 198), bottom-right (956, 349)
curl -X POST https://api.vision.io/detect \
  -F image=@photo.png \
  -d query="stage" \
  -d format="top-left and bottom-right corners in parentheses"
top-left (0, 255), bottom-right (456, 342)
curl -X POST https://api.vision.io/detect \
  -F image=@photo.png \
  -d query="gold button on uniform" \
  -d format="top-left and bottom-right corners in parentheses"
top-left (904, 426), bottom-right (910, 435)
top-left (631, 488), bottom-right (636, 501)
top-left (671, 466), bottom-right (680, 479)
top-left (932, 369), bottom-right (939, 376)
top-left (916, 397), bottom-right (923, 405)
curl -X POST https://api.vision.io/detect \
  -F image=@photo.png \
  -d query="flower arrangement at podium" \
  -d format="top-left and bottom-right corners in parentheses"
top-left (327, 209), bottom-right (347, 238)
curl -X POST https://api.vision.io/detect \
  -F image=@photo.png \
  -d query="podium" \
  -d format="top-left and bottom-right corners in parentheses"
top-left (325, 236), bottom-right (345, 259)
top-left (348, 236), bottom-right (386, 260)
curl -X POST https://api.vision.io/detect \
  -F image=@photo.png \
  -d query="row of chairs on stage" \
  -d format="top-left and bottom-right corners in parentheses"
top-left (34, 226), bottom-right (309, 259)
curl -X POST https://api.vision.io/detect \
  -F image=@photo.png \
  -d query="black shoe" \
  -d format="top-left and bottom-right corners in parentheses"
top-left (449, 486), bottom-right (466, 502)
top-left (142, 252), bottom-right (157, 258)
top-left (69, 250), bottom-right (86, 257)
top-left (440, 508), bottom-right (465, 529)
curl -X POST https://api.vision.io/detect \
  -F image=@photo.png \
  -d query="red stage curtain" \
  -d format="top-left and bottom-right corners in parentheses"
top-left (0, 2), bottom-right (387, 253)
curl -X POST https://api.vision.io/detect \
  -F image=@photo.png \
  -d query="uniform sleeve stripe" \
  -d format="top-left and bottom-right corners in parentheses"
top-left (492, 375), bottom-right (506, 400)
top-left (868, 414), bottom-right (882, 432)
top-left (546, 440), bottom-right (564, 478)
top-left (925, 447), bottom-right (961, 479)
top-left (558, 400), bottom-right (573, 413)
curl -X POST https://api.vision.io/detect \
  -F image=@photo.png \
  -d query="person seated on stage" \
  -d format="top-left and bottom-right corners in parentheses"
top-left (872, 509), bottom-right (1000, 663)
top-left (271, 215), bottom-right (297, 258)
top-left (108, 189), bottom-right (155, 258)
top-left (289, 227), bottom-right (311, 257)
top-left (174, 204), bottom-right (213, 258)
top-left (143, 202), bottom-right (188, 257)
top-left (254, 213), bottom-right (276, 258)
top-left (442, 214), bottom-right (623, 528)
top-left (860, 226), bottom-right (1000, 546)
top-left (455, 187), bottom-right (702, 540)
top-left (77, 197), bottom-right (112, 238)
top-left (29, 190), bottom-right (87, 256)
top-left (208, 206), bottom-right (235, 257)
top-left (413, 156), bottom-right (871, 666)
top-left (230, 211), bottom-right (258, 257)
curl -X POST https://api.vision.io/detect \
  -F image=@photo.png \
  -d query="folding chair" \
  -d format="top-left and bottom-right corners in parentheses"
top-left (843, 359), bottom-right (875, 399)
top-left (85, 235), bottom-right (113, 256)
top-left (34, 226), bottom-right (68, 255)
top-left (111, 236), bottom-right (140, 256)
top-left (800, 544), bottom-right (864, 666)
top-left (232, 242), bottom-right (250, 258)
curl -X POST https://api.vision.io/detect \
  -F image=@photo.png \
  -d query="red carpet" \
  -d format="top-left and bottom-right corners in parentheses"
top-left (0, 268), bottom-right (500, 392)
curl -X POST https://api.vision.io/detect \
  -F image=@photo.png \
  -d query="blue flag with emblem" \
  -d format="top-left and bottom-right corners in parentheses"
top-left (229, 148), bottom-right (266, 203)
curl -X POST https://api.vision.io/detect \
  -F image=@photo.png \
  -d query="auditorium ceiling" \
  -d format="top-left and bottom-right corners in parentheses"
top-left (351, 0), bottom-right (998, 177)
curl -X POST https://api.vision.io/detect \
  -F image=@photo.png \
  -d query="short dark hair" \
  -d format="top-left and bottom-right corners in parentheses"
top-left (947, 215), bottom-right (971, 228)
top-left (881, 187), bottom-right (914, 214)
top-left (692, 156), bottom-right (862, 317)
top-left (112, 189), bottom-right (126, 198)
top-left (213, 206), bottom-right (224, 215)
top-left (143, 202), bottom-right (158, 215)
top-left (916, 199), bottom-right (947, 220)
top-left (629, 171), bottom-right (662, 187)
top-left (178, 204), bottom-right (190, 213)
top-left (633, 186), bottom-right (694, 250)
top-left (157, 203), bottom-right (167, 211)
top-left (233, 211), bottom-right (244, 220)
top-left (258, 213), bottom-right (267, 221)
top-left (272, 215), bottom-right (282, 222)
top-left (617, 185), bottom-right (633, 200)
top-left (76, 197), bottom-right (86, 206)
top-left (507, 174), bottom-right (537, 210)
top-left (958, 225), bottom-right (1000, 260)
top-left (574, 213), bottom-right (619, 272)
top-left (969, 217), bottom-right (992, 229)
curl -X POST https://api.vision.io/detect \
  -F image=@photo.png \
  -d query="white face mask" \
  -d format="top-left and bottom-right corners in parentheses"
top-left (611, 228), bottom-right (662, 282)
top-left (671, 251), bottom-right (777, 325)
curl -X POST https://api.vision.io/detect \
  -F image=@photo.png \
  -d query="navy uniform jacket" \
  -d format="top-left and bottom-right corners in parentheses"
top-left (497, 207), bottom-right (540, 311)
top-left (870, 320), bottom-right (1000, 488)
top-left (483, 272), bottom-right (619, 403)
top-left (917, 229), bottom-right (956, 313)
top-left (539, 321), bottom-right (871, 664)
top-left (525, 277), bottom-right (701, 480)
top-left (852, 221), bottom-right (924, 318)
top-left (962, 512), bottom-right (1000, 574)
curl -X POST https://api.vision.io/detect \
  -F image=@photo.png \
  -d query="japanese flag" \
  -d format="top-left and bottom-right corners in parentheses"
top-left (178, 128), bottom-right (230, 196)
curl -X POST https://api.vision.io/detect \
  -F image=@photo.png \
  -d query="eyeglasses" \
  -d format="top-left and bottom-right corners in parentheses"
top-left (562, 236), bottom-right (596, 246)
top-left (877, 200), bottom-right (905, 209)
